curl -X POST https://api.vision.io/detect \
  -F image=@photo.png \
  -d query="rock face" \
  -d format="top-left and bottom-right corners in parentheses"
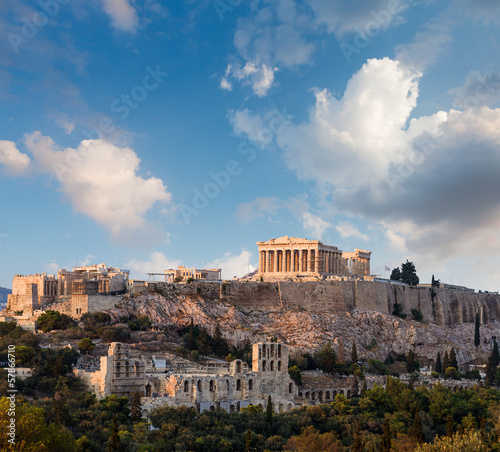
top-left (111, 283), bottom-right (499, 367)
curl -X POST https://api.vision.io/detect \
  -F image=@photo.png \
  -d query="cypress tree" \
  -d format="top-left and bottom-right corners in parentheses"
top-left (107, 416), bottom-right (121, 452)
top-left (435, 351), bottom-right (442, 374)
top-left (446, 415), bottom-right (454, 437)
top-left (443, 351), bottom-right (450, 372)
top-left (475, 312), bottom-right (481, 348)
top-left (188, 319), bottom-right (196, 351)
top-left (361, 378), bottom-right (367, 398)
top-left (352, 421), bottom-right (364, 452)
top-left (266, 395), bottom-right (273, 425)
top-left (406, 349), bottom-right (416, 373)
top-left (351, 374), bottom-right (359, 398)
top-left (197, 328), bottom-right (212, 356)
top-left (130, 392), bottom-right (142, 424)
top-left (351, 342), bottom-right (358, 365)
top-left (380, 418), bottom-right (392, 452)
top-left (244, 429), bottom-right (252, 452)
top-left (449, 348), bottom-right (458, 370)
top-left (493, 339), bottom-right (500, 367)
top-left (212, 324), bottom-right (229, 357)
top-left (410, 410), bottom-right (424, 443)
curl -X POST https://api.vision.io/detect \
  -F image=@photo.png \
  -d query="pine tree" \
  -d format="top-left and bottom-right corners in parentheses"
top-left (446, 415), bottom-right (454, 437)
top-left (351, 342), bottom-right (358, 365)
top-left (380, 418), bottom-right (392, 452)
top-left (266, 395), bottom-right (273, 425)
top-left (443, 351), bottom-right (450, 372)
top-left (107, 416), bottom-right (121, 452)
top-left (475, 312), bottom-right (481, 348)
top-left (212, 324), bottom-right (229, 357)
top-left (449, 348), bottom-right (458, 370)
top-left (130, 392), bottom-right (142, 424)
top-left (435, 351), bottom-right (442, 374)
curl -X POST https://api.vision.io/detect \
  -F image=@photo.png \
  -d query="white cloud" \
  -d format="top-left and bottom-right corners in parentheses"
top-left (309, 0), bottom-right (410, 38)
top-left (24, 132), bottom-right (172, 235)
top-left (0, 140), bottom-right (30, 175)
top-left (244, 57), bottom-right (500, 288)
top-left (126, 251), bottom-right (182, 280)
top-left (301, 212), bottom-right (331, 239)
top-left (451, 71), bottom-right (500, 109)
top-left (205, 250), bottom-right (256, 280)
top-left (336, 221), bottom-right (368, 241)
top-left (223, 61), bottom-right (278, 97)
top-left (101, 0), bottom-right (139, 32)
top-left (235, 196), bottom-right (281, 223)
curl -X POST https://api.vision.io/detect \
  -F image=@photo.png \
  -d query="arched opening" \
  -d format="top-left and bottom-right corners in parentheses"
top-left (135, 361), bottom-right (140, 376)
top-left (262, 360), bottom-right (267, 371)
top-left (262, 344), bottom-right (267, 356)
top-left (279, 403), bottom-right (284, 413)
top-left (230, 404), bottom-right (236, 412)
top-left (249, 379), bottom-right (253, 390)
top-left (210, 406), bottom-right (215, 411)
top-left (270, 361), bottom-right (274, 371)
top-left (278, 361), bottom-right (281, 371)
top-left (116, 362), bottom-right (121, 374)
top-left (226, 380), bottom-right (230, 391)
top-left (289, 382), bottom-right (293, 393)
top-left (333, 390), bottom-right (337, 397)
top-left (145, 384), bottom-right (152, 397)
top-left (184, 380), bottom-right (189, 392)
top-left (318, 391), bottom-right (323, 402)
top-left (347, 390), bottom-right (351, 399)
top-left (125, 361), bottom-right (130, 377)
top-left (236, 379), bottom-right (241, 391)
top-left (298, 392), bottom-right (303, 397)
top-left (311, 392), bottom-right (316, 401)
top-left (236, 361), bottom-right (242, 373)
top-left (197, 380), bottom-right (202, 391)
top-left (325, 391), bottom-right (330, 400)
top-left (278, 344), bottom-right (282, 358)
top-left (271, 344), bottom-right (275, 355)
top-left (142, 409), bottom-right (148, 418)
top-left (209, 380), bottom-right (214, 392)
top-left (305, 391), bottom-right (310, 399)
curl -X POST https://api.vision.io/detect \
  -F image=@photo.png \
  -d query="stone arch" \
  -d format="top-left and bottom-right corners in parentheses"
top-left (262, 360), bottom-right (267, 371)
top-left (298, 392), bottom-right (303, 397)
top-left (311, 392), bottom-right (316, 401)
top-left (271, 344), bottom-right (275, 356)
top-left (270, 360), bottom-right (274, 371)
top-left (347, 389), bottom-right (351, 399)
top-left (278, 344), bottom-right (282, 358)
top-left (184, 380), bottom-right (189, 392)
top-left (278, 403), bottom-right (284, 413)
top-left (116, 362), bottom-right (121, 374)
top-left (210, 380), bottom-right (214, 392)
top-left (262, 344), bottom-right (267, 356)
top-left (135, 361), bottom-right (140, 376)
top-left (125, 361), bottom-right (130, 377)
top-left (236, 379), bottom-right (241, 391)
top-left (236, 360), bottom-right (242, 373)
top-left (287, 403), bottom-right (292, 411)
top-left (142, 409), bottom-right (148, 417)
top-left (230, 404), bottom-right (236, 412)
top-left (289, 382), bottom-right (293, 393)
top-left (278, 360), bottom-right (282, 371)
top-left (226, 380), bottom-right (230, 391)
top-left (305, 391), bottom-right (310, 399)
top-left (197, 380), bottom-right (202, 391)
top-left (318, 391), bottom-right (323, 402)
top-left (325, 391), bottom-right (330, 400)
top-left (249, 379), bottom-right (253, 390)
top-left (339, 389), bottom-right (344, 396)
top-left (145, 383), bottom-right (152, 397)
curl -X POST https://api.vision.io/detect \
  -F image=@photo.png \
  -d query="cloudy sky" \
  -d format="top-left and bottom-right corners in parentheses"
top-left (1, 0), bottom-right (500, 290)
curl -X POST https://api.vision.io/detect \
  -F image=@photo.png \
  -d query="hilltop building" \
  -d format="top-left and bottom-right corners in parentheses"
top-left (163, 266), bottom-right (222, 283)
top-left (257, 236), bottom-right (371, 279)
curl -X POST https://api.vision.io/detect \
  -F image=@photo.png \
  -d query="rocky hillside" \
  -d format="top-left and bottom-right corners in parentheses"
top-left (111, 291), bottom-right (497, 367)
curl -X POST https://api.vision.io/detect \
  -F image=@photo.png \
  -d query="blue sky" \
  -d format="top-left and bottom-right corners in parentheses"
top-left (1, 0), bottom-right (500, 290)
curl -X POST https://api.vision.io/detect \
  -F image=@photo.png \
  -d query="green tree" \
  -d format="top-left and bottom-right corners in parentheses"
top-left (406, 349), bottom-right (419, 373)
top-left (37, 310), bottom-right (75, 333)
top-left (130, 392), bottom-right (142, 424)
top-left (435, 351), bottom-right (442, 374)
top-left (244, 428), bottom-right (252, 452)
top-left (351, 342), bottom-right (358, 365)
top-left (197, 328), bottom-right (212, 356)
top-left (288, 365), bottom-right (302, 385)
top-left (267, 395), bottom-right (273, 425)
top-left (352, 421), bottom-right (364, 452)
top-left (380, 417), bottom-right (392, 452)
top-left (401, 260), bottom-right (419, 286)
top-left (443, 351), bottom-right (450, 372)
top-left (314, 342), bottom-right (337, 374)
top-left (390, 267), bottom-right (401, 281)
top-left (187, 320), bottom-right (196, 351)
top-left (410, 410), bottom-right (424, 444)
top-left (107, 415), bottom-right (121, 451)
top-left (475, 312), bottom-right (481, 348)
top-left (392, 302), bottom-right (407, 319)
top-left (77, 337), bottom-right (95, 355)
top-left (361, 378), bottom-right (367, 398)
top-left (212, 324), bottom-right (229, 357)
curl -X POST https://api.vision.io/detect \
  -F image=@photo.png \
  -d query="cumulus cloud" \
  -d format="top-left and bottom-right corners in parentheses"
top-left (126, 251), bottom-right (182, 279)
top-left (233, 57), bottom-right (500, 284)
top-left (336, 221), bottom-right (368, 241)
top-left (101, 0), bottom-right (139, 32)
top-left (205, 250), bottom-right (256, 280)
top-left (451, 71), bottom-right (500, 109)
top-left (222, 61), bottom-right (278, 97)
top-left (0, 140), bottom-right (30, 175)
top-left (24, 132), bottom-right (172, 235)
top-left (301, 212), bottom-right (331, 239)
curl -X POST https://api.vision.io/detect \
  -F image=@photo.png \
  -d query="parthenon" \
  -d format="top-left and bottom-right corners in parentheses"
top-left (257, 236), bottom-right (371, 278)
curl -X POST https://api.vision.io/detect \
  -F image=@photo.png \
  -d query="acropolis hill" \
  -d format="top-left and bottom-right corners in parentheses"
top-left (2, 236), bottom-right (499, 365)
